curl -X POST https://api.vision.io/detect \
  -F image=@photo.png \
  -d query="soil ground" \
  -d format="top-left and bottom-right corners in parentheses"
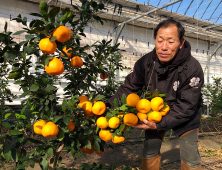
top-left (3, 118), bottom-right (222, 170)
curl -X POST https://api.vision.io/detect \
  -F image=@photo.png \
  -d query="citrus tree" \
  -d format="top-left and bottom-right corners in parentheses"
top-left (0, 0), bottom-right (129, 169)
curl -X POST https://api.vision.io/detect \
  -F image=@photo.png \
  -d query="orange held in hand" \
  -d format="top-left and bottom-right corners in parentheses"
top-left (151, 97), bottom-right (164, 111)
top-left (136, 98), bottom-right (151, 114)
top-left (137, 112), bottom-right (147, 122)
top-left (53, 26), bottom-right (70, 43)
top-left (71, 56), bottom-right (83, 68)
top-left (33, 120), bottom-right (47, 135)
top-left (99, 129), bottom-right (112, 142)
top-left (96, 117), bottom-right (109, 129)
top-left (39, 37), bottom-right (57, 54)
top-left (67, 119), bottom-right (75, 132)
top-left (92, 101), bottom-right (106, 115)
top-left (61, 47), bottom-right (72, 58)
top-left (100, 72), bottom-right (108, 79)
top-left (108, 117), bottom-right (121, 129)
top-left (45, 57), bottom-right (64, 75)
top-left (42, 122), bottom-right (59, 138)
top-left (148, 111), bottom-right (162, 123)
top-left (123, 113), bottom-right (138, 126)
top-left (126, 93), bottom-right (140, 107)
top-left (112, 135), bottom-right (125, 144)
top-left (160, 105), bottom-right (170, 116)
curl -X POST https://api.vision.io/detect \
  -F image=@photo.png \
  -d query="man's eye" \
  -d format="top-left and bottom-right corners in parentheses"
top-left (169, 42), bottom-right (174, 44)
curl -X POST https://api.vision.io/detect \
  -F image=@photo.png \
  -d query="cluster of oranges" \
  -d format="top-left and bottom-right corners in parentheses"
top-left (126, 93), bottom-right (170, 123)
top-left (38, 25), bottom-right (84, 75)
top-left (33, 119), bottom-right (75, 138)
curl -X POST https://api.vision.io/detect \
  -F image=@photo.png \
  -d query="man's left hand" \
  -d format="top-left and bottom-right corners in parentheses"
top-left (133, 119), bottom-right (157, 130)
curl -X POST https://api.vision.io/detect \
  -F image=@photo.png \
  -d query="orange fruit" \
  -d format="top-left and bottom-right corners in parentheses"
top-left (137, 112), bottom-right (147, 122)
top-left (95, 148), bottom-right (105, 155)
top-left (108, 117), bottom-right (121, 129)
top-left (45, 57), bottom-right (64, 75)
top-left (81, 139), bottom-right (94, 154)
top-left (123, 113), bottom-right (138, 126)
top-left (71, 56), bottom-right (83, 68)
top-left (33, 120), bottom-right (47, 135)
top-left (42, 122), bottom-right (59, 138)
top-left (148, 111), bottom-right (162, 123)
top-left (136, 98), bottom-right (151, 114)
top-left (53, 26), bottom-right (70, 42)
top-left (78, 95), bottom-right (88, 103)
top-left (67, 119), bottom-right (75, 132)
top-left (96, 117), bottom-right (109, 129)
top-left (117, 113), bottom-right (124, 118)
top-left (39, 37), bottom-right (57, 54)
top-left (81, 101), bottom-right (93, 115)
top-left (92, 101), bottom-right (106, 115)
top-left (61, 47), bottom-right (72, 58)
top-left (112, 135), bottom-right (125, 144)
top-left (68, 29), bottom-right (74, 39)
top-left (151, 97), bottom-right (164, 111)
top-left (126, 93), bottom-right (140, 107)
top-left (160, 105), bottom-right (170, 116)
top-left (99, 129), bottom-right (112, 142)
top-left (100, 72), bottom-right (108, 79)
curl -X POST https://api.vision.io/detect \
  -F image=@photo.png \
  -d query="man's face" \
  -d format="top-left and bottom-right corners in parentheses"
top-left (154, 24), bottom-right (185, 65)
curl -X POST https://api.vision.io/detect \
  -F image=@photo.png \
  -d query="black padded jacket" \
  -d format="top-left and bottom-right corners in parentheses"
top-left (106, 40), bottom-right (204, 137)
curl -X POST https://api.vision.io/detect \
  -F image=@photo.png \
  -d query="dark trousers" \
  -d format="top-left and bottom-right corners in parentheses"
top-left (143, 128), bottom-right (201, 168)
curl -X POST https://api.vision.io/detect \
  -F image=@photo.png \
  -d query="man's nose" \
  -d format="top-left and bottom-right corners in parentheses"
top-left (161, 42), bottom-right (168, 50)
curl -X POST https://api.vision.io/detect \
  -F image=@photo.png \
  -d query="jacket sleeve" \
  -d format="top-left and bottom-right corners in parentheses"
top-left (156, 63), bottom-right (204, 132)
top-left (106, 56), bottom-right (146, 108)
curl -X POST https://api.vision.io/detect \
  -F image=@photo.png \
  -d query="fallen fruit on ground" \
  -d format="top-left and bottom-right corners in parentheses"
top-left (71, 56), bottom-right (83, 68)
top-left (92, 101), bottom-right (106, 115)
top-left (33, 120), bottom-right (47, 135)
top-left (160, 105), bottom-right (170, 116)
top-left (151, 97), bottom-right (164, 111)
top-left (96, 117), bottom-right (109, 129)
top-left (100, 72), bottom-right (108, 79)
top-left (99, 129), bottom-right (112, 142)
top-left (136, 98), bottom-right (151, 113)
top-left (67, 119), bottom-right (75, 132)
top-left (39, 37), bottom-right (57, 54)
top-left (148, 111), bottom-right (162, 123)
top-left (45, 57), bottom-right (64, 75)
top-left (108, 117), bottom-right (121, 129)
top-left (137, 112), bottom-right (147, 122)
top-left (53, 25), bottom-right (70, 42)
top-left (126, 93), bottom-right (140, 107)
top-left (123, 113), bottom-right (138, 126)
top-left (112, 135), bottom-right (125, 144)
top-left (42, 122), bottom-right (59, 138)
top-left (61, 47), bottom-right (72, 58)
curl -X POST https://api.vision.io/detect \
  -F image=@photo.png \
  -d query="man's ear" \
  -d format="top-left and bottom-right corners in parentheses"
top-left (179, 38), bottom-right (185, 49)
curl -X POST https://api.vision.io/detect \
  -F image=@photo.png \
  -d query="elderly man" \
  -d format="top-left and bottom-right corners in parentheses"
top-left (106, 19), bottom-right (203, 170)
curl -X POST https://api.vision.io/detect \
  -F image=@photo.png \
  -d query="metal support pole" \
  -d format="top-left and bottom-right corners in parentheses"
top-left (114, 0), bottom-right (182, 45)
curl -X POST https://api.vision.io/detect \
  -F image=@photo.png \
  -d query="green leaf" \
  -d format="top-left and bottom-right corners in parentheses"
top-left (29, 12), bottom-right (43, 17)
top-left (40, 158), bottom-right (49, 170)
top-left (113, 98), bottom-right (118, 108)
top-left (2, 122), bottom-right (11, 129)
top-left (159, 94), bottom-right (166, 98)
top-left (39, 0), bottom-right (48, 16)
top-left (93, 140), bottom-right (100, 152)
top-left (30, 84), bottom-right (39, 91)
top-left (25, 34), bottom-right (34, 40)
top-left (24, 46), bottom-right (36, 54)
top-left (3, 146), bottom-right (11, 161)
top-left (11, 148), bottom-right (18, 162)
top-left (29, 161), bottom-right (35, 168)
top-left (47, 148), bottom-right (54, 157)
top-left (18, 134), bottom-right (24, 143)
top-left (121, 93), bottom-right (127, 105)
top-left (152, 89), bottom-right (159, 98)
top-left (119, 124), bottom-right (125, 132)
top-left (13, 30), bottom-right (26, 35)
top-left (3, 52), bottom-right (17, 60)
top-left (8, 72), bottom-right (22, 79)
top-left (9, 130), bottom-right (23, 136)
top-left (52, 116), bottom-right (63, 123)
top-left (49, 36), bottom-right (57, 41)
top-left (62, 11), bottom-right (72, 25)
top-left (63, 117), bottom-right (70, 125)
top-left (49, 7), bottom-right (60, 22)
top-left (5, 113), bottom-right (12, 119)
top-left (15, 165), bottom-right (25, 170)
top-left (119, 104), bottom-right (128, 111)
top-left (99, 64), bottom-right (103, 69)
top-left (57, 127), bottom-right (64, 141)
top-left (62, 99), bottom-right (68, 113)
top-left (84, 128), bottom-right (93, 135)
top-left (21, 106), bottom-right (28, 115)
